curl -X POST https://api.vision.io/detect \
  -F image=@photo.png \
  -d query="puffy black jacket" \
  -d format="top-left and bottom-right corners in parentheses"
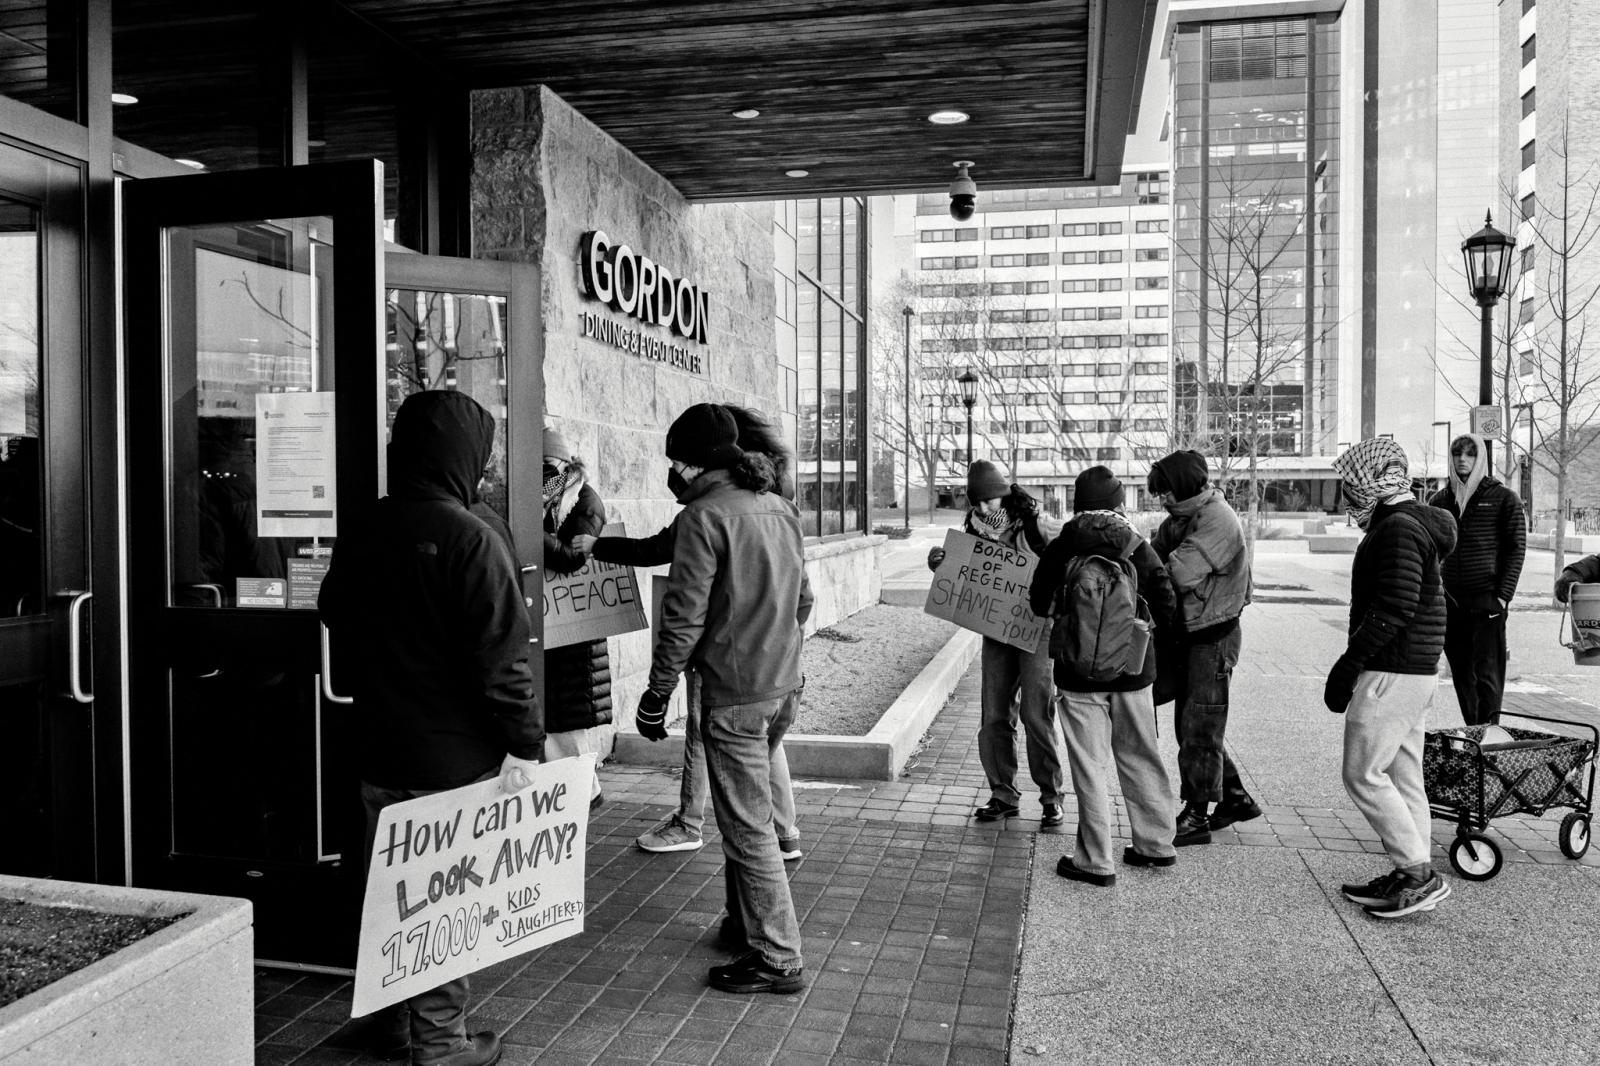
top-left (1028, 513), bottom-right (1177, 693)
top-left (543, 479), bottom-right (613, 733)
top-left (320, 391), bottom-right (541, 790)
top-left (1427, 477), bottom-right (1526, 613)
top-left (1344, 501), bottom-right (1457, 676)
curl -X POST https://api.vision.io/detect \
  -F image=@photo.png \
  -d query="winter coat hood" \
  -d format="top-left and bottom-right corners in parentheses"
top-left (1373, 498), bottom-right (1458, 558)
top-left (1447, 433), bottom-right (1489, 509)
top-left (1151, 450), bottom-right (1210, 502)
top-left (387, 391), bottom-right (495, 506)
top-left (1056, 511), bottom-right (1139, 557)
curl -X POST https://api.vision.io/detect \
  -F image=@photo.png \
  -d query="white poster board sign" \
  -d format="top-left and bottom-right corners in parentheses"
top-left (256, 391), bottom-right (337, 537)
top-left (924, 529), bottom-right (1044, 652)
top-left (352, 754), bottom-right (593, 1017)
top-left (543, 522), bottom-right (649, 649)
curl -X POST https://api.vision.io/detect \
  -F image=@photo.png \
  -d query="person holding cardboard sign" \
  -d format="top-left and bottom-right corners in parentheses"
top-left (928, 459), bottom-right (1066, 827)
top-left (320, 391), bottom-right (540, 1066)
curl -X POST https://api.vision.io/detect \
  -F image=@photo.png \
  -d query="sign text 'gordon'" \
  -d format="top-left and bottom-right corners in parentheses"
top-left (579, 230), bottom-right (709, 345)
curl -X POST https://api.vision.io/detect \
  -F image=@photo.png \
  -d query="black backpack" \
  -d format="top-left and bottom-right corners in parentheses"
top-left (1047, 536), bottom-right (1153, 682)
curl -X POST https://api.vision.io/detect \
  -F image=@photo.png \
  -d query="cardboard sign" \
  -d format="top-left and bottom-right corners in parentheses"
top-left (543, 522), bottom-right (648, 649)
top-left (924, 529), bottom-right (1044, 652)
top-left (352, 754), bottom-right (594, 1017)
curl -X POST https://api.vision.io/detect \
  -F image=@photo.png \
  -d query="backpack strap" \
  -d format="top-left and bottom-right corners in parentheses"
top-left (1116, 532), bottom-right (1143, 563)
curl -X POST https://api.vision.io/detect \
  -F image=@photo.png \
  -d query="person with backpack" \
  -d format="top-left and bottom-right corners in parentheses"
top-left (1148, 450), bottom-right (1260, 846)
top-left (927, 459), bottom-right (1066, 827)
top-left (1327, 438), bottom-right (1457, 919)
top-left (1028, 466), bottom-right (1178, 886)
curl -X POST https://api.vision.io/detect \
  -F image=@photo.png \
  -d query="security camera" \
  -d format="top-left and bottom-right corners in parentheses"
top-left (949, 160), bottom-right (976, 221)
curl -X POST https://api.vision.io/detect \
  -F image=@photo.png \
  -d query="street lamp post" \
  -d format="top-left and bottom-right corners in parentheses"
top-left (902, 306), bottom-right (914, 531)
top-left (1513, 401), bottom-right (1535, 526)
top-left (1461, 211), bottom-right (1518, 472)
top-left (957, 368), bottom-right (979, 474)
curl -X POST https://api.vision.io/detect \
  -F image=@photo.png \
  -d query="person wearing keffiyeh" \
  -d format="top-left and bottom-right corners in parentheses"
top-left (1327, 439), bottom-right (1458, 919)
top-left (926, 460), bottom-right (1066, 827)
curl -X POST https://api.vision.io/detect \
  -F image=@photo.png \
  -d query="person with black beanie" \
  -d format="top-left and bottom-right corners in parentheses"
top-left (636, 403), bottom-right (813, 995)
top-left (1148, 450), bottom-right (1259, 846)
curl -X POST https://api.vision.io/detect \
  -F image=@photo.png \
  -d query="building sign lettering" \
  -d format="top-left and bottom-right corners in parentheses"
top-left (578, 230), bottom-right (710, 360)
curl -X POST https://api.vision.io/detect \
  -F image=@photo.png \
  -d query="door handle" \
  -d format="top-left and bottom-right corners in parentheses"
top-left (64, 590), bottom-right (92, 704)
top-left (319, 623), bottom-right (353, 705)
top-left (176, 582), bottom-right (223, 607)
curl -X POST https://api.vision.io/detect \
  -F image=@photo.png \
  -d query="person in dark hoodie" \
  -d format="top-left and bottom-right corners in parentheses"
top-left (635, 403), bottom-right (813, 995)
top-left (539, 426), bottom-right (612, 808)
top-left (1426, 433), bottom-right (1525, 725)
top-left (1148, 450), bottom-right (1259, 846)
top-left (928, 459), bottom-right (1066, 827)
top-left (1327, 438), bottom-right (1456, 920)
top-left (1029, 466), bottom-right (1178, 887)
top-left (321, 390), bottom-right (540, 1066)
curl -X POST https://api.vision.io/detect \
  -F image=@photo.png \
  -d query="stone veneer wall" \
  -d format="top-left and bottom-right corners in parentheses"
top-left (470, 85), bottom-right (877, 752)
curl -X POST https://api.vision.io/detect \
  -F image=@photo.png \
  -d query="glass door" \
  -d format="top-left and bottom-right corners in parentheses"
top-left (0, 142), bottom-right (91, 882)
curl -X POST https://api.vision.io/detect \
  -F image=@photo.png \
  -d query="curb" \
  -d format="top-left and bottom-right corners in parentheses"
top-left (611, 627), bottom-right (983, 780)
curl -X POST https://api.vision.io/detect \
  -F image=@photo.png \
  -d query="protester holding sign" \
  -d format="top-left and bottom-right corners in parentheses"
top-left (320, 390), bottom-right (540, 1066)
top-left (540, 427), bottom-right (611, 809)
top-left (573, 405), bottom-right (802, 861)
top-left (927, 460), bottom-right (1065, 828)
top-left (638, 403), bottom-right (812, 995)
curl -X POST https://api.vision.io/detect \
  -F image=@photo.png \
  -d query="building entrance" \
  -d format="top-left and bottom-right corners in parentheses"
top-left (123, 161), bottom-right (542, 969)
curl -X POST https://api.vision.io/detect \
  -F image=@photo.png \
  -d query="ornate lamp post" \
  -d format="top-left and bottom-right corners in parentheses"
top-left (957, 368), bottom-right (979, 470)
top-left (1461, 212), bottom-right (1517, 470)
top-left (902, 306), bottom-right (914, 531)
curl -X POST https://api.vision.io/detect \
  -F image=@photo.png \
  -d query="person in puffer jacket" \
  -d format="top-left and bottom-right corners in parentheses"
top-left (1427, 433), bottom-right (1525, 725)
top-left (1327, 438), bottom-right (1457, 920)
top-left (1149, 449), bottom-right (1259, 846)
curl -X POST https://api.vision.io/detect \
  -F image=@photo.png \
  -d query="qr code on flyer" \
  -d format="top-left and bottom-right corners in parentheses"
top-left (312, 485), bottom-right (325, 499)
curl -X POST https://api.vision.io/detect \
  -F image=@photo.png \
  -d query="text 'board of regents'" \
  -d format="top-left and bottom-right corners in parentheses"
top-left (924, 529), bottom-right (1044, 653)
top-left (352, 755), bottom-right (593, 1017)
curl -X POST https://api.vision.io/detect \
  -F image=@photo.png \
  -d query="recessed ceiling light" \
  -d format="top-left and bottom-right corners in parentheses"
top-left (928, 109), bottom-right (970, 125)
top-left (785, 169), bottom-right (809, 178)
top-left (307, 138), bottom-right (327, 148)
top-left (111, 92), bottom-right (138, 106)
top-left (732, 108), bottom-right (761, 120)
top-left (174, 158), bottom-right (205, 170)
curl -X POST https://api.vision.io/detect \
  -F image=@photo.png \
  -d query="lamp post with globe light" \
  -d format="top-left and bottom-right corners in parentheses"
top-left (957, 368), bottom-right (979, 474)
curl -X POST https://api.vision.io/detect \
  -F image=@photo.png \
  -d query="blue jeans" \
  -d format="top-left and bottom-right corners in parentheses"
top-left (1172, 627), bottom-right (1243, 803)
top-left (679, 670), bottom-right (798, 841)
top-left (702, 689), bottom-right (804, 970)
top-left (978, 632), bottom-right (1065, 806)
top-left (361, 772), bottom-right (495, 1064)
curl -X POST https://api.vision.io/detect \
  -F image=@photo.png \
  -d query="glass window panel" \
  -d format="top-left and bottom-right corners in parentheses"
top-left (0, 198), bottom-right (40, 618)
top-left (841, 199), bottom-right (859, 313)
top-left (796, 200), bottom-right (819, 279)
top-left (820, 198), bottom-right (842, 292)
top-left (842, 315), bottom-right (859, 533)
top-left (820, 300), bottom-right (842, 535)
top-left (796, 282), bottom-right (819, 536)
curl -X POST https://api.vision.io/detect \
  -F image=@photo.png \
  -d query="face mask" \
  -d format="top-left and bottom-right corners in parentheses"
top-left (667, 467), bottom-right (691, 501)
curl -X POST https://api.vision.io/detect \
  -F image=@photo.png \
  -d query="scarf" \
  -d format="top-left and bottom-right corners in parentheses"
top-left (969, 505), bottom-right (1017, 542)
top-left (1333, 438), bottom-right (1412, 529)
top-left (1447, 433), bottom-right (1488, 512)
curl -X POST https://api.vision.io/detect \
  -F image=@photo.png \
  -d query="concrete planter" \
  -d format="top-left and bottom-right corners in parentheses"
top-left (0, 876), bottom-right (253, 1066)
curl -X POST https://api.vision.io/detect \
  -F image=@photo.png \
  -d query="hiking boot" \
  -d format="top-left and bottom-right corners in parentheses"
top-left (1340, 869), bottom-right (1407, 907)
top-left (1174, 803), bottom-right (1212, 847)
top-left (636, 815), bottom-right (703, 853)
top-left (778, 836), bottom-right (803, 861)
top-left (1209, 792), bottom-right (1263, 830)
top-left (709, 951), bottom-right (804, 994)
top-left (417, 1031), bottom-right (502, 1066)
top-left (322, 1007), bottom-right (408, 1059)
top-left (1122, 847), bottom-right (1177, 868)
top-left (1363, 873), bottom-right (1451, 919)
top-left (974, 799), bottom-right (1020, 822)
top-left (1041, 803), bottom-right (1066, 829)
top-left (1055, 855), bottom-right (1116, 887)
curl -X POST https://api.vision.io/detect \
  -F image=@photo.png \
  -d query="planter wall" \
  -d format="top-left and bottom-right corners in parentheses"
top-left (0, 875), bottom-right (253, 1066)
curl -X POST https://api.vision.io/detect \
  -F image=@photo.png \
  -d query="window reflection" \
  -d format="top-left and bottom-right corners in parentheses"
top-left (0, 198), bottom-right (40, 617)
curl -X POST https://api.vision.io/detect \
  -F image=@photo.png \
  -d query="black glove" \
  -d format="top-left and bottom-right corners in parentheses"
top-left (927, 546), bottom-right (947, 571)
top-left (1323, 656), bottom-right (1361, 714)
top-left (1556, 571), bottom-right (1581, 604)
top-left (1003, 483), bottom-right (1040, 520)
top-left (636, 689), bottom-right (670, 742)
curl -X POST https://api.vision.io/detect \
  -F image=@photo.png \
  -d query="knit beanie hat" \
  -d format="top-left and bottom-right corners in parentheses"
top-left (1073, 465), bottom-right (1125, 512)
top-left (966, 460), bottom-right (1009, 502)
top-left (543, 427), bottom-right (572, 462)
top-left (665, 403), bottom-right (744, 470)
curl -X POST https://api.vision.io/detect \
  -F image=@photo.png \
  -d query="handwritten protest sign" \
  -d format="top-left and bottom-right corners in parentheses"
top-left (924, 529), bottom-right (1044, 652)
top-left (352, 754), bottom-right (594, 1017)
top-left (544, 522), bottom-right (648, 649)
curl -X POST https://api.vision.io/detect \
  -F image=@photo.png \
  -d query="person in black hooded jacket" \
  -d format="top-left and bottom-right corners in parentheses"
top-left (320, 390), bottom-right (539, 1066)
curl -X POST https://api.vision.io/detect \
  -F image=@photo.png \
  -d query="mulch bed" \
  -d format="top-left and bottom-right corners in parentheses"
top-left (793, 605), bottom-right (959, 736)
top-left (0, 898), bottom-right (186, 1009)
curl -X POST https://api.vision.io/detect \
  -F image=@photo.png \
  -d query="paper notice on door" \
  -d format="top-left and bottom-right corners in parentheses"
top-left (237, 577), bottom-right (287, 608)
top-left (256, 391), bottom-right (337, 537)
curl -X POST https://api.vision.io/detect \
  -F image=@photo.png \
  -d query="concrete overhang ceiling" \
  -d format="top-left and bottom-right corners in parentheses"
top-left (344, 0), bottom-right (1159, 200)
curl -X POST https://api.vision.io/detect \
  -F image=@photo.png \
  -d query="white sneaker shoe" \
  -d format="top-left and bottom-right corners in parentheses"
top-left (637, 815), bottom-right (703, 853)
top-left (778, 837), bottom-right (802, 862)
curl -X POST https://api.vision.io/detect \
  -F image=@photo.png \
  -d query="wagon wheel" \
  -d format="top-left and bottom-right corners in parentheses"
top-left (1559, 812), bottom-right (1591, 860)
top-left (1449, 833), bottom-right (1502, 881)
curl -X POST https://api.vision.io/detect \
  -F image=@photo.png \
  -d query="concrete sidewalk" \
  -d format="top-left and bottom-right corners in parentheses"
top-left (253, 544), bottom-right (1600, 1066)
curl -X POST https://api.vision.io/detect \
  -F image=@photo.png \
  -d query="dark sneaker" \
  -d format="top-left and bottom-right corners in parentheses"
top-left (1209, 793), bottom-right (1263, 830)
top-left (778, 836), bottom-right (803, 861)
top-left (419, 1031), bottom-right (502, 1066)
top-left (974, 799), bottom-right (1021, 821)
top-left (1341, 869), bottom-right (1407, 907)
top-left (1364, 873), bottom-right (1451, 919)
top-left (1041, 803), bottom-right (1065, 828)
top-left (1122, 847), bottom-right (1177, 868)
top-left (322, 1008), bottom-right (408, 1059)
top-left (1174, 804), bottom-right (1212, 847)
top-left (1055, 855), bottom-right (1116, 887)
top-left (709, 951), bottom-right (804, 994)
